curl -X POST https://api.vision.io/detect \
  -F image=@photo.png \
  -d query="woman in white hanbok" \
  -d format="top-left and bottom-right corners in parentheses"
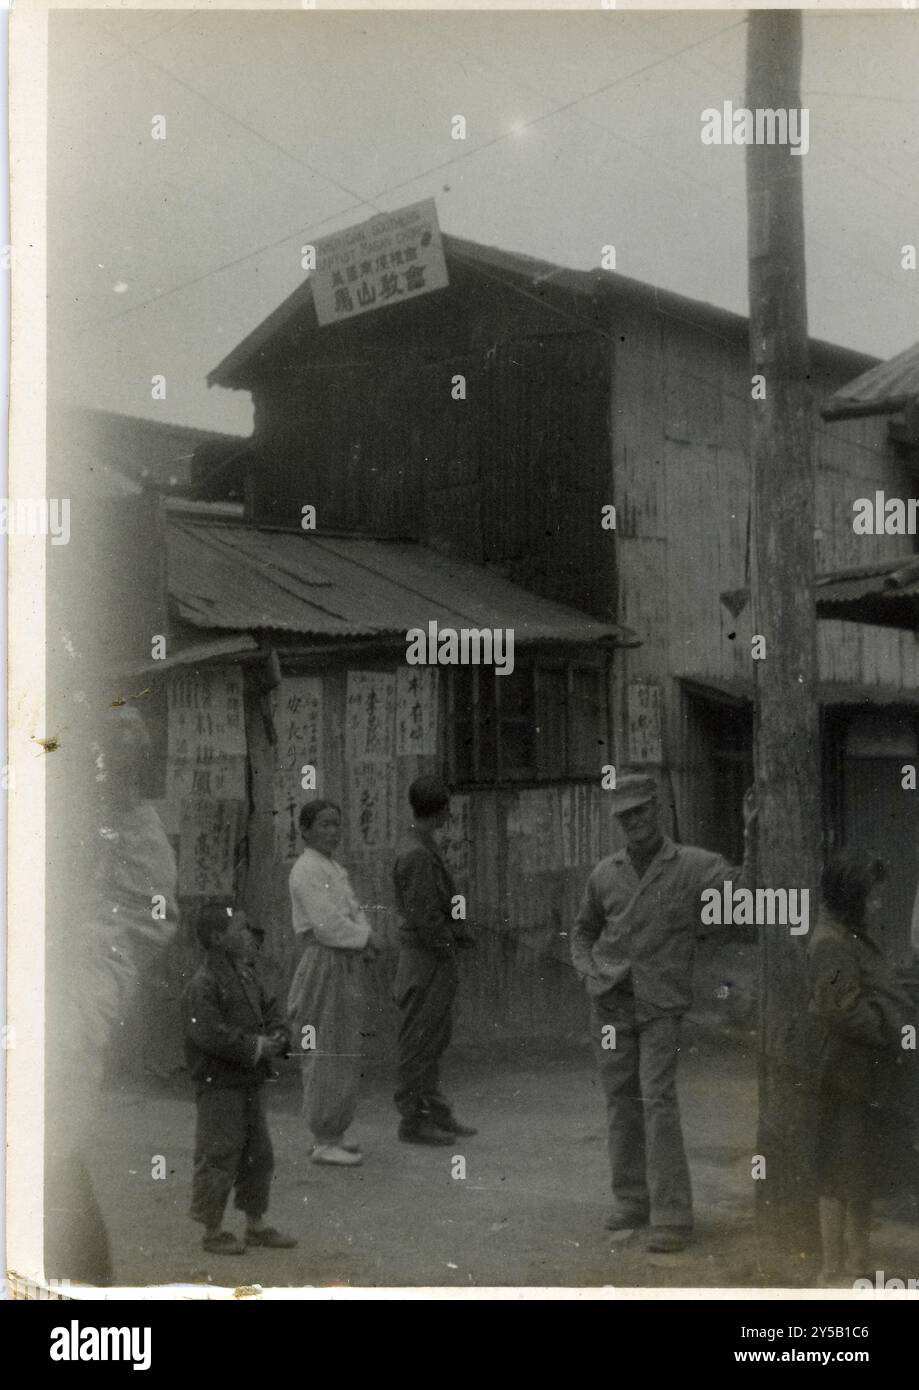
top-left (287, 801), bottom-right (377, 1166)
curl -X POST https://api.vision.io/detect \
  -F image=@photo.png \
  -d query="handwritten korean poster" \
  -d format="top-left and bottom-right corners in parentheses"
top-left (627, 682), bottom-right (663, 764)
top-left (396, 667), bottom-right (438, 756)
top-left (273, 677), bottom-right (323, 771)
top-left (346, 672), bottom-right (396, 761)
top-left (440, 794), bottom-right (471, 886)
top-left (271, 677), bottom-right (324, 860)
top-left (166, 667), bottom-right (247, 802)
top-left (178, 798), bottom-right (241, 897)
top-left (348, 757), bottom-right (397, 852)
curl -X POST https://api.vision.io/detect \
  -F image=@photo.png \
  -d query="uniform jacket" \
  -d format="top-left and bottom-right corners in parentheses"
top-left (393, 830), bottom-right (472, 955)
top-left (807, 907), bottom-right (915, 1103)
top-left (184, 948), bottom-right (288, 1091)
top-left (571, 836), bottom-right (746, 1019)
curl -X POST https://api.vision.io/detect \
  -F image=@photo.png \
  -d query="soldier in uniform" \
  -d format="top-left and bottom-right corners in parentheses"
top-left (392, 776), bottom-right (477, 1145)
top-left (571, 773), bottom-right (756, 1252)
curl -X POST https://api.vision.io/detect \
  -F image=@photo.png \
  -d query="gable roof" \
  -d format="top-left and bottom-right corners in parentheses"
top-left (209, 232), bottom-right (876, 391)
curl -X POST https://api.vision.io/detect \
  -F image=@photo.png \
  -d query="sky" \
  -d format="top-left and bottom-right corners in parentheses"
top-left (48, 7), bottom-right (919, 436)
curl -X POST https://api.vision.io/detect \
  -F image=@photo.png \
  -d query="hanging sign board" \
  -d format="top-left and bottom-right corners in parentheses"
top-left (312, 199), bottom-right (449, 327)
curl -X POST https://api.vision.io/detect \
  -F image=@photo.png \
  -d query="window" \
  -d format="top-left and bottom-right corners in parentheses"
top-left (448, 658), bottom-right (609, 786)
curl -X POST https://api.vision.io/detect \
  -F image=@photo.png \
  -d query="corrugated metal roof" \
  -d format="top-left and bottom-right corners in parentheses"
top-left (822, 340), bottom-right (919, 421)
top-left (816, 555), bottom-right (919, 629)
top-left (127, 633), bottom-right (261, 678)
top-left (167, 519), bottom-right (634, 646)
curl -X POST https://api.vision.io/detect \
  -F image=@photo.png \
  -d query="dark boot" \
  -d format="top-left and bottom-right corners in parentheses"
top-left (428, 1104), bottom-right (477, 1138)
top-left (399, 1116), bottom-right (456, 1146)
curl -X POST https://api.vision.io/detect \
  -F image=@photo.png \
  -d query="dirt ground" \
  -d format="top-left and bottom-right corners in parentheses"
top-left (84, 1028), bottom-right (919, 1292)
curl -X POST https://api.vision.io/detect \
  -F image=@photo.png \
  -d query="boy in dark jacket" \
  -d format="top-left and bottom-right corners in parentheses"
top-left (184, 903), bottom-right (296, 1255)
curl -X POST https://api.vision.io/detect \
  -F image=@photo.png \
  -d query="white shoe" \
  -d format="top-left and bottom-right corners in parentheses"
top-left (310, 1144), bottom-right (363, 1167)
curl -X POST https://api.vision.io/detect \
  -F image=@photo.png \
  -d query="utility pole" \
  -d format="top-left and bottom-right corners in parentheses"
top-left (746, 9), bottom-right (822, 1279)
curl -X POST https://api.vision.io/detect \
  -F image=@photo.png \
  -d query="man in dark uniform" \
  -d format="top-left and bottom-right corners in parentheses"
top-left (571, 774), bottom-right (756, 1253)
top-left (392, 776), bottom-right (477, 1145)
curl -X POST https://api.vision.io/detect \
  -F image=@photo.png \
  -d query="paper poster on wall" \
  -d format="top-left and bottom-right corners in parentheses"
top-left (178, 798), bottom-right (242, 897)
top-left (166, 667), bottom-right (247, 802)
top-left (272, 677), bottom-right (323, 771)
top-left (273, 773), bottom-right (304, 864)
top-left (440, 794), bottom-right (471, 885)
top-left (346, 672), bottom-right (396, 760)
top-left (396, 667), bottom-right (438, 756)
top-left (348, 758), bottom-right (397, 852)
top-left (627, 682), bottom-right (663, 764)
top-left (272, 677), bottom-right (324, 861)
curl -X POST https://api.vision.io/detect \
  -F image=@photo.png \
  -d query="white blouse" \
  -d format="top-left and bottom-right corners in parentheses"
top-left (289, 847), bottom-right (371, 950)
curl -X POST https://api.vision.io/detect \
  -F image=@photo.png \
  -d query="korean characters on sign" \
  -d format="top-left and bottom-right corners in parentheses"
top-left (312, 199), bottom-right (449, 327)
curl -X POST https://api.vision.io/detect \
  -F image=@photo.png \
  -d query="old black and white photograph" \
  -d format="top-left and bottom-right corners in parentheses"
top-left (5, 1), bottom-right (919, 1306)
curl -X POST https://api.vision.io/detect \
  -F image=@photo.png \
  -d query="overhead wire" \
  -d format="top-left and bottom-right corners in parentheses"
top-left (72, 15), bottom-right (748, 337)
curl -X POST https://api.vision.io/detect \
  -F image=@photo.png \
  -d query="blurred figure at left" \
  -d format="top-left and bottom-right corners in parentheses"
top-left (45, 704), bottom-right (179, 1284)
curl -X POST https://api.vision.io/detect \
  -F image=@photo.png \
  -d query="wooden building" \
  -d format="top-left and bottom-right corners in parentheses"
top-left (103, 234), bottom-right (918, 1057)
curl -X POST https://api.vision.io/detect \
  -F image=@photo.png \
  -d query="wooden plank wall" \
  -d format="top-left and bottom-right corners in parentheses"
top-left (249, 326), bottom-right (614, 622)
top-left (608, 299), bottom-right (919, 838)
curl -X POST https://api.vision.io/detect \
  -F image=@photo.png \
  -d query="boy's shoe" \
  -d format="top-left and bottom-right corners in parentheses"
top-left (399, 1118), bottom-right (455, 1146)
top-left (245, 1226), bottom-right (298, 1249)
top-left (202, 1231), bottom-right (246, 1255)
top-left (605, 1205), bottom-right (650, 1233)
top-left (646, 1226), bottom-right (692, 1253)
top-left (311, 1144), bottom-right (363, 1166)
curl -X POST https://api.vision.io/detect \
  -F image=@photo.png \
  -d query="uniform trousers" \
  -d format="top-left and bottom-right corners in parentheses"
top-left (394, 947), bottom-right (457, 1122)
top-left (590, 985), bottom-right (692, 1229)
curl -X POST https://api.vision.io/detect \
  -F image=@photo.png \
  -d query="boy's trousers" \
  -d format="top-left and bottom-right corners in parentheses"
top-left (394, 948), bottom-right (457, 1121)
top-left (190, 1085), bottom-right (274, 1228)
top-left (590, 986), bottom-right (692, 1229)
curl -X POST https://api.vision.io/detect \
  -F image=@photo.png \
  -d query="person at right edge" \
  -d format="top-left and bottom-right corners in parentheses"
top-left (392, 775), bottom-right (477, 1145)
top-left (808, 850), bottom-right (919, 1286)
top-left (571, 773), bottom-right (757, 1254)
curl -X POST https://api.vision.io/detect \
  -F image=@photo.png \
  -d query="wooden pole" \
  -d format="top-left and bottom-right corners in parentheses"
top-left (746, 9), bottom-right (822, 1279)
